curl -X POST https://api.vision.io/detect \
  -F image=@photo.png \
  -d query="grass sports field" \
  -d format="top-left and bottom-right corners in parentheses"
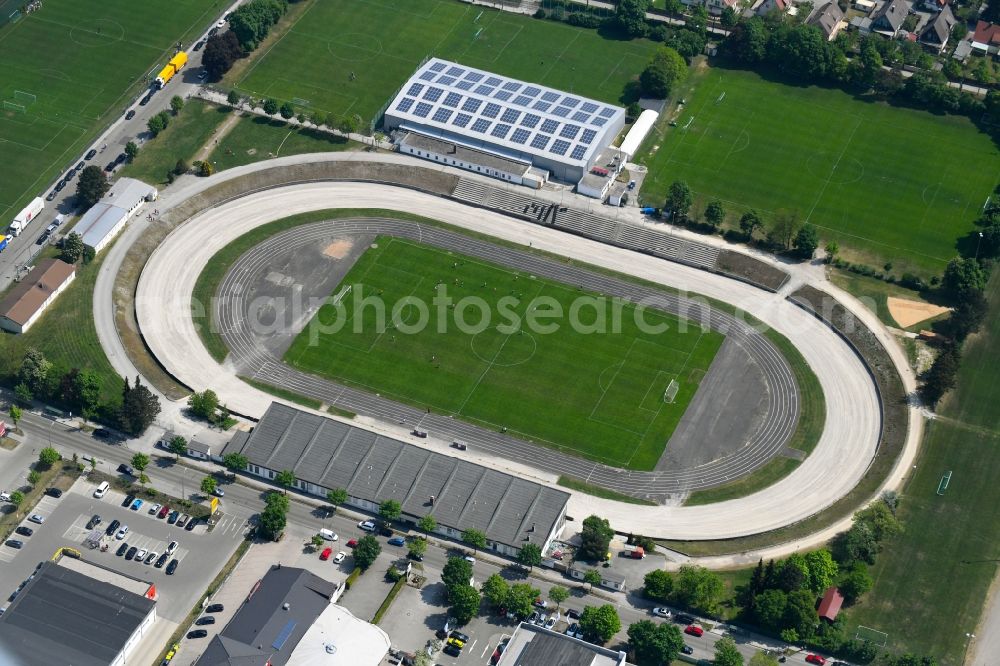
top-left (231, 0), bottom-right (657, 124)
top-left (0, 0), bottom-right (219, 221)
top-left (284, 237), bottom-right (723, 470)
top-left (639, 66), bottom-right (1000, 275)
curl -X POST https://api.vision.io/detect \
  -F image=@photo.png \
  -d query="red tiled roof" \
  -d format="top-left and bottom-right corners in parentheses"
top-left (818, 586), bottom-right (844, 621)
top-left (974, 20), bottom-right (1000, 45)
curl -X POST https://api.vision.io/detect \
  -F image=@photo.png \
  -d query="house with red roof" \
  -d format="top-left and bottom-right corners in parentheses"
top-left (972, 20), bottom-right (1000, 55)
top-left (818, 586), bottom-right (845, 622)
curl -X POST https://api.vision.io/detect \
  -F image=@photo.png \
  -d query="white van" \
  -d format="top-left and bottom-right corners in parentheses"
top-left (319, 528), bottom-right (338, 541)
top-left (93, 481), bottom-right (110, 498)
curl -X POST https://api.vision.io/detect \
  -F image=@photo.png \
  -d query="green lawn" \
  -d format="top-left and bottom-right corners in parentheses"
top-left (638, 66), bottom-right (1000, 276)
top-left (0, 0), bottom-right (221, 221)
top-left (230, 0), bottom-right (658, 123)
top-left (847, 272), bottom-right (1000, 665)
top-left (207, 115), bottom-right (357, 171)
top-left (120, 100), bottom-right (232, 184)
top-left (284, 237), bottom-right (724, 470)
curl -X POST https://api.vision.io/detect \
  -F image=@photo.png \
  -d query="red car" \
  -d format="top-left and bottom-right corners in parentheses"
top-left (157, 505), bottom-right (170, 519)
top-left (684, 625), bottom-right (703, 637)
top-left (346, 538), bottom-right (358, 548)
top-left (320, 547), bottom-right (333, 561)
top-left (805, 656), bottom-right (826, 665)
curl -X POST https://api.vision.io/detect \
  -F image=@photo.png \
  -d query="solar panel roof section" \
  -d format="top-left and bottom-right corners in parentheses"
top-left (386, 58), bottom-right (625, 167)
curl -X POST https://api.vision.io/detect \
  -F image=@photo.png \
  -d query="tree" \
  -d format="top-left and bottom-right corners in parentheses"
top-left (60, 232), bottom-right (84, 264)
top-left (754, 588), bottom-right (788, 631)
top-left (38, 446), bottom-right (61, 468)
top-left (450, 584), bottom-right (481, 625)
top-left (704, 200), bottom-right (725, 229)
top-left (748, 653), bottom-right (780, 666)
top-left (14, 383), bottom-right (32, 406)
top-left (118, 376), bottom-right (160, 436)
top-left (726, 17), bottom-right (768, 63)
top-left (260, 504), bottom-right (286, 540)
top-left (840, 562), bottom-right (873, 603)
top-left (27, 470), bottom-right (40, 485)
top-left (199, 160), bottom-right (214, 177)
top-left (263, 98), bottom-right (279, 116)
top-left (174, 158), bottom-right (189, 176)
top-left (379, 498), bottom-right (402, 523)
top-left (311, 534), bottom-right (324, 549)
top-left (803, 549), bottom-right (838, 595)
top-left (720, 5), bottom-right (739, 27)
top-left (767, 210), bottom-right (801, 249)
top-left (354, 534), bottom-right (381, 569)
top-left (672, 565), bottom-right (724, 614)
top-left (223, 452), bottom-right (249, 474)
top-left (665, 28), bottom-right (705, 60)
top-left (579, 604), bottom-right (621, 644)
top-left (922, 343), bottom-right (960, 406)
top-left (170, 95), bottom-right (184, 115)
top-left (644, 569), bottom-right (673, 601)
top-left (482, 573), bottom-right (510, 610)
top-left (418, 514), bottom-right (437, 535)
top-left (265, 490), bottom-right (289, 513)
top-left (275, 469), bottom-right (296, 493)
top-left (279, 102), bottom-right (295, 119)
top-left (793, 224), bottom-right (819, 259)
top-left (713, 636), bottom-right (745, 666)
top-left (508, 583), bottom-right (540, 619)
top-left (10, 491), bottom-right (24, 506)
top-left (740, 210), bottom-right (764, 240)
top-left (168, 436), bottom-right (187, 459)
top-left (517, 542), bottom-right (542, 570)
top-left (327, 488), bottom-right (348, 510)
top-left (338, 115), bottom-right (359, 134)
top-left (628, 620), bottom-right (684, 666)
top-left (227, 89), bottom-right (242, 107)
top-left (188, 389), bottom-right (219, 421)
top-left (407, 537), bottom-right (427, 559)
top-left (442, 557), bottom-right (474, 598)
top-left (76, 165), bottom-right (110, 209)
top-left (639, 46), bottom-right (687, 98)
top-left (548, 585), bottom-right (569, 609)
top-left (611, 0), bottom-right (651, 37)
top-left (201, 475), bottom-right (217, 496)
top-left (583, 570), bottom-right (603, 587)
top-left (782, 588), bottom-right (818, 637)
top-left (131, 452), bottom-right (150, 475)
top-left (71, 369), bottom-right (101, 418)
top-left (18, 348), bottom-right (51, 395)
top-left (204, 31), bottom-right (245, 81)
top-left (147, 111), bottom-right (169, 137)
top-left (8, 405), bottom-right (21, 429)
top-left (462, 528), bottom-right (487, 553)
top-left (665, 180), bottom-right (693, 220)
top-left (579, 514), bottom-right (615, 562)
top-left (229, 0), bottom-right (286, 50)
top-left (124, 141), bottom-right (139, 162)
top-left (942, 257), bottom-right (988, 301)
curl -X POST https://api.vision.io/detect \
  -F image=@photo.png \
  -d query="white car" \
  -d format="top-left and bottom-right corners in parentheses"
top-left (135, 548), bottom-right (148, 561)
top-left (332, 551), bottom-right (347, 564)
top-left (116, 526), bottom-right (129, 540)
top-left (652, 607), bottom-right (671, 618)
top-left (0, 491), bottom-right (10, 502)
top-left (166, 540), bottom-right (178, 555)
top-left (358, 520), bottom-right (376, 532)
top-left (463, 555), bottom-right (476, 565)
top-left (28, 514), bottom-right (44, 524)
top-left (148, 503), bottom-right (162, 516)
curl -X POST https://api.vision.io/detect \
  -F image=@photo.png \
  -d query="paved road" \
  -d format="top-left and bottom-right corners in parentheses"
top-left (132, 175), bottom-right (882, 541)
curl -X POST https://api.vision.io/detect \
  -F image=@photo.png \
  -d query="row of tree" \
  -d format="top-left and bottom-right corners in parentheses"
top-left (203, 0), bottom-right (287, 82)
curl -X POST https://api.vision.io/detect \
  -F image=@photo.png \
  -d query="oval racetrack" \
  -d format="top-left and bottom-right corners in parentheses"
top-left (136, 180), bottom-right (882, 540)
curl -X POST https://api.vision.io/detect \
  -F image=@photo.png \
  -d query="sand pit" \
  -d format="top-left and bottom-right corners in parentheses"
top-left (887, 296), bottom-right (950, 328)
top-left (323, 238), bottom-right (353, 259)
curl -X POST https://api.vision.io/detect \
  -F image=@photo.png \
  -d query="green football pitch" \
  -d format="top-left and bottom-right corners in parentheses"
top-left (284, 238), bottom-right (724, 470)
top-left (232, 0), bottom-right (657, 124)
top-left (638, 67), bottom-right (1000, 275)
top-left (0, 0), bottom-right (217, 222)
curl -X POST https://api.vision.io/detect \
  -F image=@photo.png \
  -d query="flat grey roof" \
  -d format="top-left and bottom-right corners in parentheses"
top-left (0, 560), bottom-right (155, 666)
top-left (500, 623), bottom-right (627, 666)
top-left (400, 131), bottom-right (530, 175)
top-left (188, 439), bottom-right (212, 454)
top-left (224, 403), bottom-right (569, 550)
top-left (74, 177), bottom-right (154, 249)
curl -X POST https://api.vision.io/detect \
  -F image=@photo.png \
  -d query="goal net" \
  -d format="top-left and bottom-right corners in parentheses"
top-left (855, 625), bottom-right (888, 647)
top-left (663, 379), bottom-right (680, 404)
top-left (2, 101), bottom-right (26, 114)
top-left (14, 90), bottom-right (36, 107)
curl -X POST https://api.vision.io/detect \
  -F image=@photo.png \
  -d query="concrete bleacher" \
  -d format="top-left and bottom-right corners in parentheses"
top-left (449, 177), bottom-right (720, 270)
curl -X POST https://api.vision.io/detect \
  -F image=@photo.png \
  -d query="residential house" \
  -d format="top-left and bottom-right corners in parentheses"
top-left (756, 0), bottom-right (788, 16)
top-left (683, 0), bottom-right (738, 15)
top-left (972, 20), bottom-right (1000, 56)
top-left (818, 586), bottom-right (845, 622)
top-left (919, 4), bottom-right (956, 53)
top-left (0, 259), bottom-right (75, 334)
top-left (871, 0), bottom-right (912, 37)
top-left (808, 1), bottom-right (846, 40)
top-left (186, 439), bottom-right (212, 461)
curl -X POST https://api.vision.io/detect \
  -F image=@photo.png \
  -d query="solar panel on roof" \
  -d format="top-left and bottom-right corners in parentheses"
top-left (580, 128), bottom-right (597, 144)
top-left (437, 75), bottom-right (457, 86)
top-left (407, 83), bottom-right (424, 96)
top-left (272, 620), bottom-right (297, 650)
top-left (523, 86), bottom-right (541, 97)
top-left (541, 91), bottom-right (560, 102)
top-left (470, 118), bottom-right (491, 133)
top-left (465, 72), bottom-right (483, 82)
top-left (395, 97), bottom-right (415, 113)
top-left (475, 85), bottom-right (494, 96)
top-left (510, 128), bottom-right (531, 144)
top-left (592, 117), bottom-right (607, 127)
top-left (572, 111), bottom-right (590, 123)
top-left (443, 92), bottom-right (462, 107)
top-left (447, 66), bottom-right (465, 76)
top-left (539, 119), bottom-right (559, 134)
top-left (599, 107), bottom-right (616, 118)
top-left (414, 102), bottom-right (433, 118)
top-left (513, 95), bottom-right (532, 107)
top-left (520, 113), bottom-right (540, 128)
top-left (559, 124), bottom-right (580, 139)
top-left (461, 98), bottom-right (482, 113)
top-left (552, 106), bottom-right (571, 118)
top-left (494, 90), bottom-right (512, 101)
top-left (485, 76), bottom-right (502, 86)
top-left (481, 103), bottom-right (501, 118)
top-left (500, 108), bottom-right (520, 123)
top-left (424, 87), bottom-right (443, 102)
top-left (570, 145), bottom-right (587, 160)
top-left (456, 80), bottom-right (474, 91)
top-left (491, 123), bottom-right (512, 139)
top-left (562, 97), bottom-right (580, 108)
top-left (453, 113), bottom-right (472, 128)
top-left (430, 62), bottom-right (447, 72)
top-left (502, 82), bottom-right (521, 91)
top-left (532, 101), bottom-right (551, 112)
top-left (432, 107), bottom-right (454, 123)
top-left (530, 134), bottom-right (551, 150)
top-left (419, 71), bottom-right (436, 82)
top-left (550, 139), bottom-right (571, 156)
top-left (580, 102), bottom-right (599, 113)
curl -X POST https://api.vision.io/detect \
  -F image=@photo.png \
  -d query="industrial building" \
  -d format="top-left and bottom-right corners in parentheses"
top-left (195, 565), bottom-right (388, 666)
top-left (0, 559), bottom-right (157, 666)
top-left (497, 623), bottom-right (630, 666)
top-left (223, 402), bottom-right (570, 557)
top-left (384, 58), bottom-right (626, 184)
top-left (0, 258), bottom-right (75, 333)
top-left (74, 177), bottom-right (157, 253)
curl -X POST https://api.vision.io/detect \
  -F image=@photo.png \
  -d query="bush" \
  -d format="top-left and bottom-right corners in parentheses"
top-left (345, 566), bottom-right (362, 589)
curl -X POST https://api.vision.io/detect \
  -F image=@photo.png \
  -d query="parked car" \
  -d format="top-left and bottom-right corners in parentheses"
top-left (320, 547), bottom-right (333, 561)
top-left (387, 536), bottom-right (405, 546)
top-left (125, 109), bottom-right (135, 120)
top-left (14, 526), bottom-right (32, 537)
top-left (544, 616), bottom-right (556, 629)
top-left (6, 540), bottom-right (23, 549)
top-left (116, 526), bottom-right (129, 540)
top-left (463, 555), bottom-right (476, 565)
top-left (135, 548), bottom-right (147, 561)
top-left (805, 656), bottom-right (827, 666)
top-left (168, 510), bottom-right (180, 524)
top-left (75, 161), bottom-right (85, 171)
top-left (346, 538), bottom-right (358, 548)
top-left (85, 149), bottom-right (97, 160)
top-left (145, 551), bottom-right (158, 565)
top-left (166, 559), bottom-right (179, 575)
top-left (130, 499), bottom-right (143, 511)
top-left (106, 519), bottom-right (121, 536)
top-left (28, 514), bottom-right (44, 524)
top-left (166, 540), bottom-right (178, 555)
top-left (565, 623), bottom-right (582, 639)
top-left (534, 613), bottom-right (547, 626)
top-left (206, 603), bottom-right (224, 613)
top-left (122, 494), bottom-right (135, 507)
top-left (566, 608), bottom-right (581, 620)
top-left (45, 488), bottom-right (62, 498)
top-left (86, 515), bottom-right (101, 529)
top-left (104, 161), bottom-right (116, 173)
top-left (449, 631), bottom-right (469, 644)
top-left (125, 546), bottom-right (138, 560)
top-left (148, 503), bottom-right (161, 515)
top-left (139, 93), bottom-right (152, 106)
top-left (681, 645), bottom-right (693, 655)
top-left (176, 513), bottom-right (189, 528)
top-left (185, 518), bottom-right (198, 531)
top-left (187, 629), bottom-right (208, 639)
top-left (407, 551), bottom-right (424, 562)
top-left (158, 505), bottom-right (170, 519)
top-left (674, 613), bottom-right (695, 625)
top-left (36, 231), bottom-right (50, 245)
top-left (114, 152), bottom-right (127, 165)
top-left (193, 39), bottom-right (205, 51)
top-left (116, 542), bottom-right (129, 556)
top-left (528, 611), bottom-right (539, 624)
top-left (116, 463), bottom-right (134, 475)
top-left (155, 553), bottom-right (168, 568)
top-left (652, 607), bottom-right (671, 618)
top-left (447, 637), bottom-right (465, 649)
top-left (534, 598), bottom-right (549, 609)
top-left (443, 644), bottom-right (461, 657)
top-left (54, 180), bottom-right (66, 192)
top-left (332, 551), bottom-right (346, 564)
top-left (684, 625), bottom-right (703, 637)
top-left (46, 190), bottom-right (57, 202)
top-left (211, 487), bottom-right (224, 497)
top-left (358, 520), bottom-right (376, 532)
top-left (195, 616), bottom-right (216, 626)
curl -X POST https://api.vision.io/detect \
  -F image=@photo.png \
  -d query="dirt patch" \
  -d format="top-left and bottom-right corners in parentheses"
top-left (323, 238), bottom-right (354, 259)
top-left (887, 296), bottom-right (950, 329)
top-left (716, 249), bottom-right (789, 292)
top-left (194, 111), bottom-right (243, 163)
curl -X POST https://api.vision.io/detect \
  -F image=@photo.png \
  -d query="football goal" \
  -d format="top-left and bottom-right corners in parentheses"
top-left (2, 101), bottom-right (26, 114)
top-left (663, 379), bottom-right (680, 404)
top-left (14, 90), bottom-right (36, 106)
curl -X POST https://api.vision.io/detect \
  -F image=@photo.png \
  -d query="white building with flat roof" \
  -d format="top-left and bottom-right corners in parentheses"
top-left (75, 178), bottom-right (157, 253)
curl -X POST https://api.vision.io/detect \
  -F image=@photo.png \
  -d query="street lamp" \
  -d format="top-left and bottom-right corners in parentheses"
top-left (976, 231), bottom-right (984, 260)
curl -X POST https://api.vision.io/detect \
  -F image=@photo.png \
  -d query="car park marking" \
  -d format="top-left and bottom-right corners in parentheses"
top-left (0, 547), bottom-right (17, 563)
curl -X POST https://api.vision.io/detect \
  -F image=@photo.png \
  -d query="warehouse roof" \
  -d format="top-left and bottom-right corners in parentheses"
top-left (75, 177), bottom-right (155, 249)
top-left (0, 560), bottom-right (156, 666)
top-left (224, 403), bottom-right (570, 549)
top-left (0, 258), bottom-right (75, 326)
top-left (499, 623), bottom-right (629, 666)
top-left (387, 58), bottom-right (625, 168)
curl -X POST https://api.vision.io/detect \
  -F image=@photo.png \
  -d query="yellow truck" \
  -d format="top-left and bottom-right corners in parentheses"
top-left (154, 51), bottom-right (188, 88)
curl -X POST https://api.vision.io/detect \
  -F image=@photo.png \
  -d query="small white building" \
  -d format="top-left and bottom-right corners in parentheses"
top-left (618, 109), bottom-right (659, 160)
top-left (186, 439), bottom-right (212, 460)
top-left (569, 563), bottom-right (627, 591)
top-left (0, 258), bottom-right (76, 334)
top-left (75, 178), bottom-right (157, 254)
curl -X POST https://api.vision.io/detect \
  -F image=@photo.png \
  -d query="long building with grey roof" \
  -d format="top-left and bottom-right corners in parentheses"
top-left (223, 402), bottom-right (569, 556)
